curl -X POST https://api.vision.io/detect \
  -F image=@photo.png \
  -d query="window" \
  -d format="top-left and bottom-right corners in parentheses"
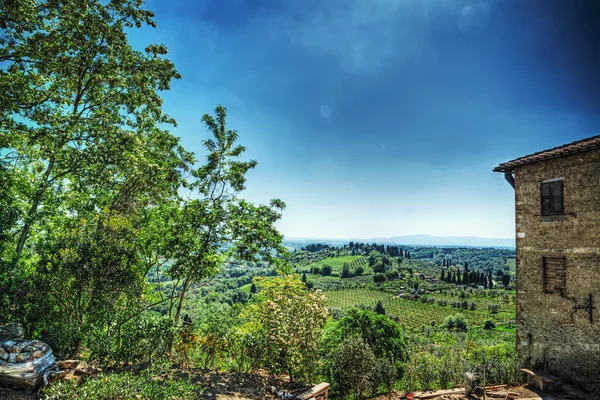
top-left (540, 180), bottom-right (564, 216)
top-left (542, 256), bottom-right (566, 296)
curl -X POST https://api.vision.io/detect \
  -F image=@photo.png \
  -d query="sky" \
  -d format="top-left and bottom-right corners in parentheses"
top-left (129, 0), bottom-right (600, 240)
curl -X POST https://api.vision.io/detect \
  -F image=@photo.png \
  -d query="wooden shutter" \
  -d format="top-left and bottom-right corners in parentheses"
top-left (543, 256), bottom-right (566, 296)
top-left (540, 180), bottom-right (564, 216)
top-left (551, 180), bottom-right (564, 214)
top-left (540, 182), bottom-right (552, 216)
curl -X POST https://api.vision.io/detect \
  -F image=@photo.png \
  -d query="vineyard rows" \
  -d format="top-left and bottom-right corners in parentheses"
top-left (324, 288), bottom-right (515, 329)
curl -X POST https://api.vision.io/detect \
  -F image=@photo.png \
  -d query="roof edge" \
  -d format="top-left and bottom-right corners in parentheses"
top-left (493, 134), bottom-right (600, 173)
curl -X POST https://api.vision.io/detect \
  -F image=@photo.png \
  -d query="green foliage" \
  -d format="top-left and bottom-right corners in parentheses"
top-left (335, 308), bottom-right (407, 365)
top-left (33, 213), bottom-right (145, 358)
top-left (341, 263), bottom-right (351, 278)
top-left (444, 314), bottom-right (468, 332)
top-left (251, 275), bottom-right (328, 382)
top-left (484, 319), bottom-right (496, 330)
top-left (375, 300), bottom-right (386, 315)
top-left (329, 336), bottom-right (376, 400)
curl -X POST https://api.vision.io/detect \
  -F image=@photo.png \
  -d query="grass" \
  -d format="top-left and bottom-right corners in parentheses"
top-left (324, 288), bottom-right (515, 329)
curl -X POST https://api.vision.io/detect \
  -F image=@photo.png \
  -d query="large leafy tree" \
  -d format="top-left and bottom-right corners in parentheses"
top-left (0, 0), bottom-right (186, 268)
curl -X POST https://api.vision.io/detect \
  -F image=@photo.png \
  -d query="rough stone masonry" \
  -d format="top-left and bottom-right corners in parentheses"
top-left (495, 136), bottom-right (600, 393)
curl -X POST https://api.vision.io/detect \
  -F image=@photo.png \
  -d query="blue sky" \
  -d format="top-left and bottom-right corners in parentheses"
top-left (130, 0), bottom-right (599, 240)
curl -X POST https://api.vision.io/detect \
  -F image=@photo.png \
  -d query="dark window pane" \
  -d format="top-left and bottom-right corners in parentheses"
top-left (540, 180), bottom-right (564, 216)
top-left (541, 182), bottom-right (551, 197)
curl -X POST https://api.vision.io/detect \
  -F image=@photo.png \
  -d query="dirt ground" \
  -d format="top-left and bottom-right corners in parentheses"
top-left (369, 383), bottom-right (600, 400)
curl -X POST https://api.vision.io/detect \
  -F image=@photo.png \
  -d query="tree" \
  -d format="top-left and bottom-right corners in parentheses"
top-left (321, 265), bottom-right (333, 276)
top-left (440, 268), bottom-right (445, 281)
top-left (166, 106), bottom-right (288, 350)
top-left (374, 300), bottom-right (386, 315)
top-left (1, 0), bottom-right (185, 268)
top-left (331, 336), bottom-right (376, 400)
top-left (341, 263), bottom-right (351, 278)
top-left (35, 212), bottom-right (145, 358)
top-left (444, 314), bottom-right (468, 332)
top-left (250, 282), bottom-right (257, 294)
top-left (335, 308), bottom-right (407, 365)
top-left (502, 273), bottom-right (511, 289)
top-left (301, 273), bottom-right (307, 283)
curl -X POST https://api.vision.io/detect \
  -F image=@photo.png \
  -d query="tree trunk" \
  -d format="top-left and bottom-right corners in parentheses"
top-left (167, 278), bottom-right (190, 354)
top-left (68, 337), bottom-right (82, 360)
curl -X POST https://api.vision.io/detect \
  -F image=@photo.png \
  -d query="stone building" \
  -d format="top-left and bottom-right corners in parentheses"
top-left (494, 135), bottom-right (600, 393)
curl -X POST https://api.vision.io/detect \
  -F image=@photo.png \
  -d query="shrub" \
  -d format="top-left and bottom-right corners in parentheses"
top-left (373, 274), bottom-right (386, 283)
top-left (444, 314), bottom-right (468, 332)
top-left (385, 270), bottom-right (400, 281)
top-left (330, 336), bottom-right (376, 400)
top-left (483, 319), bottom-right (496, 330)
top-left (252, 275), bottom-right (328, 382)
top-left (335, 308), bottom-right (408, 364)
top-left (355, 266), bottom-right (364, 276)
top-left (488, 303), bottom-right (500, 314)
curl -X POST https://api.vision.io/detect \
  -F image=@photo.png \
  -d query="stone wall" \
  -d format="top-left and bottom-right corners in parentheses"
top-left (513, 148), bottom-right (600, 393)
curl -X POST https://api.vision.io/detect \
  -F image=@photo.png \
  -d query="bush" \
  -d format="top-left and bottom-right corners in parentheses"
top-left (355, 266), bottom-right (364, 276)
top-left (483, 319), bottom-right (496, 330)
top-left (373, 274), bottom-right (386, 283)
top-left (385, 270), bottom-right (400, 281)
top-left (330, 336), bottom-right (376, 400)
top-left (334, 308), bottom-right (408, 364)
top-left (488, 303), bottom-right (500, 314)
top-left (444, 314), bottom-right (468, 332)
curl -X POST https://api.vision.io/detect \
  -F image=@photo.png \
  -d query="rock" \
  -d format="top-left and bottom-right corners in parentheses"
top-left (0, 324), bottom-right (24, 342)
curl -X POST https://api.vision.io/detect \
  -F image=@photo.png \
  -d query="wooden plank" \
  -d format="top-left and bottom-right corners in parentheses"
top-left (295, 382), bottom-right (330, 400)
top-left (413, 388), bottom-right (465, 399)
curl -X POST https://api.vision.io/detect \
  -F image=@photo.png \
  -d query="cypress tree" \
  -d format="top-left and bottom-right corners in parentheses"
top-left (375, 300), bottom-right (386, 315)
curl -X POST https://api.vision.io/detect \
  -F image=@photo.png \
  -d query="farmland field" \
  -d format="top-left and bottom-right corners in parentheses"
top-left (506, 258), bottom-right (516, 273)
top-left (324, 288), bottom-right (515, 329)
top-left (304, 255), bottom-right (366, 273)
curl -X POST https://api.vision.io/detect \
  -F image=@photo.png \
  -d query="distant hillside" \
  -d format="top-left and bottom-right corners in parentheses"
top-left (285, 234), bottom-right (515, 248)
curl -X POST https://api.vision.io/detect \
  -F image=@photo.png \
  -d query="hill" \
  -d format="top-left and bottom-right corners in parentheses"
top-left (285, 234), bottom-right (515, 249)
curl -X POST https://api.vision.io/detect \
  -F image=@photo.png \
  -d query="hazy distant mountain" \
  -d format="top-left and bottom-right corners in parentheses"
top-left (285, 234), bottom-right (515, 248)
